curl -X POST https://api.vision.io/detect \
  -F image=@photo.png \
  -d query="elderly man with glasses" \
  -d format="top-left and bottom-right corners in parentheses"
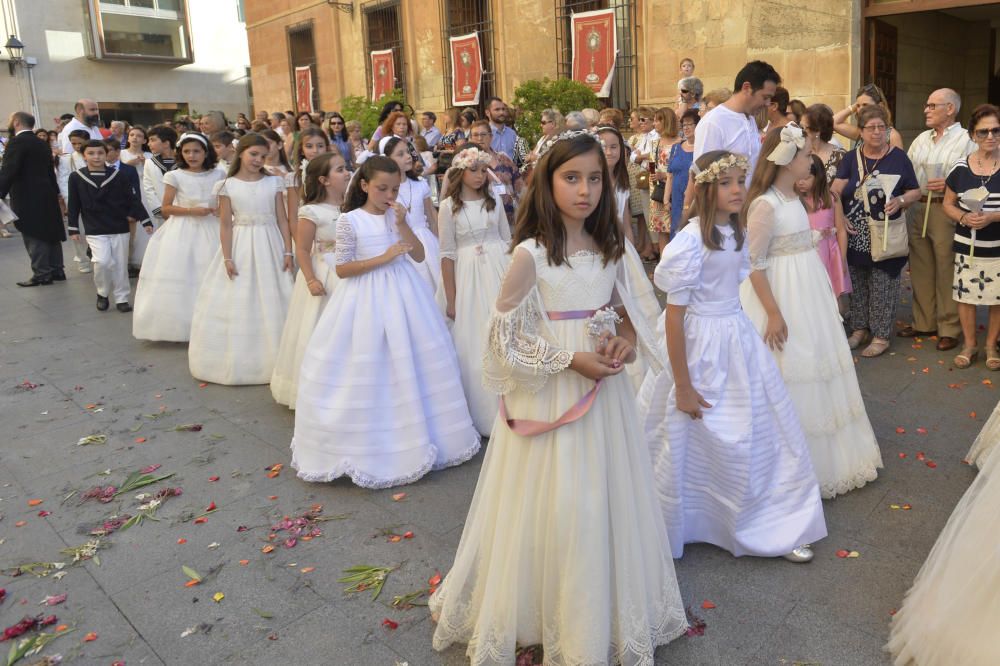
top-left (901, 88), bottom-right (977, 350)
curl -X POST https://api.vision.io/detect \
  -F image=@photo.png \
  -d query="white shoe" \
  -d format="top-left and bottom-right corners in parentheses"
top-left (782, 545), bottom-right (814, 563)
top-left (78, 264), bottom-right (93, 274)
top-left (73, 256), bottom-right (81, 263)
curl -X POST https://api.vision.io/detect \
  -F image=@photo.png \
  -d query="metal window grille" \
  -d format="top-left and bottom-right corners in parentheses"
top-left (288, 22), bottom-right (320, 111)
top-left (363, 0), bottom-right (406, 99)
top-left (439, 0), bottom-right (496, 115)
top-left (554, 0), bottom-right (637, 111)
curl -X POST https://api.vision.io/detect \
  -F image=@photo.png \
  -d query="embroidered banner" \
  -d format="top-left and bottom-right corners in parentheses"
top-left (449, 32), bottom-right (483, 107)
top-left (370, 49), bottom-right (395, 101)
top-left (294, 66), bottom-right (314, 113)
top-left (571, 8), bottom-right (617, 98)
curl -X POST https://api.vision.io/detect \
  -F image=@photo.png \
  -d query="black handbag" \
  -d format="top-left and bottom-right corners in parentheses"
top-left (650, 140), bottom-right (666, 203)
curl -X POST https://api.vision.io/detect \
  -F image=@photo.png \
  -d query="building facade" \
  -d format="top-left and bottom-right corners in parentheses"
top-left (245, 0), bottom-right (1000, 144)
top-left (0, 0), bottom-right (251, 129)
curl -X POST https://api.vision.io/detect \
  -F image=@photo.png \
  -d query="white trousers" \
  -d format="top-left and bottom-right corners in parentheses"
top-left (86, 233), bottom-right (131, 304)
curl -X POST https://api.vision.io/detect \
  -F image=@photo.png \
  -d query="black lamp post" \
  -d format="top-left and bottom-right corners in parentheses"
top-left (5, 34), bottom-right (24, 76)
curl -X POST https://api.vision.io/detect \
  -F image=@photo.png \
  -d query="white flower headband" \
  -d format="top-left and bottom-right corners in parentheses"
top-left (536, 129), bottom-right (606, 160)
top-left (766, 125), bottom-right (806, 166)
top-left (451, 147), bottom-right (492, 170)
top-left (690, 153), bottom-right (749, 184)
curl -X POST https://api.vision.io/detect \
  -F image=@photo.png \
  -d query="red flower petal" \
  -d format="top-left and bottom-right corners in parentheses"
top-left (428, 571), bottom-right (442, 587)
top-left (208, 475), bottom-right (220, 482)
top-left (701, 600), bottom-right (716, 609)
top-left (926, 461), bottom-right (938, 469)
top-left (205, 501), bottom-right (216, 512)
top-left (836, 549), bottom-right (850, 558)
top-left (140, 464), bottom-right (160, 473)
top-left (382, 618), bottom-right (398, 630)
top-left (916, 427), bottom-right (927, 435)
top-left (916, 452), bottom-right (926, 461)
top-left (37, 510), bottom-right (51, 518)
top-left (403, 531), bottom-right (414, 539)
top-left (193, 517), bottom-right (208, 524)
top-left (83, 631), bottom-right (98, 642)
top-left (895, 427), bottom-right (906, 434)
top-left (898, 452), bottom-right (907, 459)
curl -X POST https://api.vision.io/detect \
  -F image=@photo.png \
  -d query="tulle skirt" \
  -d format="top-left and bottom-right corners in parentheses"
top-left (188, 223), bottom-right (293, 385)
top-left (622, 239), bottom-right (662, 392)
top-left (638, 301), bottom-right (827, 557)
top-left (270, 253), bottom-right (339, 409)
top-left (132, 215), bottom-right (218, 342)
top-left (966, 399), bottom-right (1000, 469)
top-left (886, 439), bottom-right (1000, 665)
top-left (290, 257), bottom-right (480, 488)
top-left (740, 250), bottom-right (882, 498)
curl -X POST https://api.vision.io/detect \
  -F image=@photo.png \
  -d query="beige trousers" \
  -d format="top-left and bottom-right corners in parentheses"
top-left (907, 201), bottom-right (960, 337)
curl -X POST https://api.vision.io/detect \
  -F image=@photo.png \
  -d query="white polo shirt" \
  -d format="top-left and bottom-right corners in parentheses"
top-left (694, 104), bottom-right (761, 182)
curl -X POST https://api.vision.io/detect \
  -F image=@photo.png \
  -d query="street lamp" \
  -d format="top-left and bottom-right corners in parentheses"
top-left (5, 34), bottom-right (24, 76)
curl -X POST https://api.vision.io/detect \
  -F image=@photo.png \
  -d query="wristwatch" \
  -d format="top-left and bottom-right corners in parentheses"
top-left (897, 196), bottom-right (905, 208)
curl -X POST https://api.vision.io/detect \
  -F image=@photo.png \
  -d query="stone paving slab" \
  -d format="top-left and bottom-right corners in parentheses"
top-left (0, 236), bottom-right (996, 665)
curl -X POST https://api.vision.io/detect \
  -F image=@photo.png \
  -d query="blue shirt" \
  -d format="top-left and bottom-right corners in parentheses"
top-left (490, 123), bottom-right (518, 161)
top-left (420, 126), bottom-right (442, 148)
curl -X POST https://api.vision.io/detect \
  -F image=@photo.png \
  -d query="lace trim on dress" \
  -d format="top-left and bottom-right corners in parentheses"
top-left (334, 218), bottom-right (356, 265)
top-left (751, 229), bottom-right (816, 269)
top-left (483, 287), bottom-right (574, 396)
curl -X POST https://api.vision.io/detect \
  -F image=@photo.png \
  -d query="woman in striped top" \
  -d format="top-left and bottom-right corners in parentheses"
top-left (943, 104), bottom-right (1000, 370)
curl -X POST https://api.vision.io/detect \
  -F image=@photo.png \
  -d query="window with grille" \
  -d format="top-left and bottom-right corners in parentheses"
top-left (363, 0), bottom-right (405, 98)
top-left (554, 0), bottom-right (637, 111)
top-left (440, 0), bottom-right (495, 115)
top-left (288, 23), bottom-right (319, 112)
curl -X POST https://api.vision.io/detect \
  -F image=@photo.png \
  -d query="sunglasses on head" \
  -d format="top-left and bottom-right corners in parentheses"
top-left (862, 85), bottom-right (883, 103)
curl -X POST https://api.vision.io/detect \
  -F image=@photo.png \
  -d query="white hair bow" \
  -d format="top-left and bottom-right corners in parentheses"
top-left (766, 125), bottom-right (806, 166)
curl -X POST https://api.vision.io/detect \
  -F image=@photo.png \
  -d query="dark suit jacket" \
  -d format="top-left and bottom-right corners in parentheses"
top-left (0, 131), bottom-right (64, 243)
top-left (116, 161), bottom-right (141, 198)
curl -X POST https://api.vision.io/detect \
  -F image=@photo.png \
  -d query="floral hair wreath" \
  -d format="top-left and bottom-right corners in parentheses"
top-left (690, 153), bottom-right (750, 184)
top-left (451, 146), bottom-right (493, 170)
top-left (536, 129), bottom-right (606, 161)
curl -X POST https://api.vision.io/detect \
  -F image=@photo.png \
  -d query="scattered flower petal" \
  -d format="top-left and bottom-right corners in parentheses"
top-left (392, 492), bottom-right (407, 502)
top-left (895, 427), bottom-right (906, 434)
top-left (970, 411), bottom-right (977, 419)
top-left (261, 545), bottom-right (275, 554)
top-left (193, 517), bottom-right (208, 524)
top-left (382, 618), bottom-right (399, 630)
top-left (239, 560), bottom-right (249, 566)
top-left (916, 452), bottom-right (926, 461)
top-left (835, 549), bottom-right (850, 558)
top-left (207, 542), bottom-right (220, 549)
top-left (403, 531), bottom-right (414, 539)
top-left (300, 567), bottom-right (314, 573)
top-left (83, 632), bottom-right (98, 642)
top-left (177, 538), bottom-right (187, 544)
top-left (134, 437), bottom-right (147, 443)
top-left (926, 461), bottom-right (938, 469)
top-left (916, 427), bottom-right (927, 435)
top-left (898, 452), bottom-right (907, 459)
top-left (902, 503), bottom-right (912, 510)
top-left (208, 475), bottom-right (219, 482)
top-left (27, 499), bottom-right (43, 507)
top-left (701, 600), bottom-right (716, 609)
top-left (37, 510), bottom-right (51, 517)
top-left (212, 592), bottom-right (224, 603)
top-left (428, 571), bottom-right (442, 587)
top-left (847, 551), bottom-right (860, 558)
top-left (14, 521), bottom-right (26, 528)
top-left (39, 594), bottom-right (67, 606)
top-left (199, 383), bottom-right (208, 388)
top-left (205, 501), bottom-right (216, 512)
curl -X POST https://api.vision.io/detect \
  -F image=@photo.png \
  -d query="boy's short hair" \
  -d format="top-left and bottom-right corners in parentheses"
top-left (147, 125), bottom-right (179, 148)
top-left (82, 140), bottom-right (107, 154)
top-left (210, 130), bottom-right (236, 146)
top-left (103, 138), bottom-right (121, 152)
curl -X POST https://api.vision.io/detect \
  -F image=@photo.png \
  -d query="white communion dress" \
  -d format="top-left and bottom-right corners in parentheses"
top-left (270, 202), bottom-right (342, 409)
top-left (886, 421), bottom-right (1000, 665)
top-left (739, 188), bottom-right (883, 498)
top-left (398, 177), bottom-right (441, 292)
top-left (132, 168), bottom-right (225, 342)
top-left (188, 175), bottom-right (293, 385)
top-left (430, 239), bottom-right (688, 664)
top-left (290, 207), bottom-right (480, 488)
top-left (638, 221), bottom-right (827, 558)
top-left (436, 195), bottom-right (511, 435)
top-left (966, 399), bottom-right (1000, 469)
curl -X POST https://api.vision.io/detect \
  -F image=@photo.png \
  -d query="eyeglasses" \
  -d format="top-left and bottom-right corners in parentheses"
top-left (862, 124), bottom-right (887, 133)
top-left (639, 117), bottom-right (650, 122)
top-left (330, 120), bottom-right (344, 125)
top-left (925, 103), bottom-right (949, 111)
top-left (469, 133), bottom-right (491, 140)
top-left (680, 123), bottom-right (696, 129)
top-left (680, 89), bottom-right (690, 95)
top-left (540, 119), bottom-right (553, 125)
top-left (975, 127), bottom-right (1000, 139)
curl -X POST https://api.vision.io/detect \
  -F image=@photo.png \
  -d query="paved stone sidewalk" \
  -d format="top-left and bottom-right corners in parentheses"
top-left (0, 235), bottom-right (994, 665)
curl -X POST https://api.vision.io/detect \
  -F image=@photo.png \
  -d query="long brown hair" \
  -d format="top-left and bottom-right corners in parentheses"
top-left (802, 155), bottom-right (832, 211)
top-left (302, 152), bottom-right (344, 205)
top-left (689, 150), bottom-right (745, 251)
top-left (227, 133), bottom-right (269, 177)
top-left (595, 126), bottom-right (630, 193)
top-left (291, 127), bottom-right (329, 173)
top-left (510, 133), bottom-right (623, 267)
top-left (443, 148), bottom-right (496, 214)
top-left (742, 126), bottom-right (787, 224)
top-left (343, 156), bottom-right (400, 213)
top-left (260, 129), bottom-right (292, 170)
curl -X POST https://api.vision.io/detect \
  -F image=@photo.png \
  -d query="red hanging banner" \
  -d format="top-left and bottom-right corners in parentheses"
top-left (371, 49), bottom-right (395, 101)
top-left (449, 32), bottom-right (483, 107)
top-left (571, 8), bottom-right (617, 98)
top-left (294, 66), bottom-right (314, 113)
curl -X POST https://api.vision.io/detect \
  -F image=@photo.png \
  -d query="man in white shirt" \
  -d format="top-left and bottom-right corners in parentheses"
top-left (901, 88), bottom-right (977, 350)
top-left (694, 60), bottom-right (781, 183)
top-left (57, 99), bottom-right (103, 154)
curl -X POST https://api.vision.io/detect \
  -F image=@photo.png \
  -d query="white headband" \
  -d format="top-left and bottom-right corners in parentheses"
top-left (766, 125), bottom-right (806, 166)
top-left (378, 136), bottom-right (394, 155)
top-left (179, 132), bottom-right (208, 148)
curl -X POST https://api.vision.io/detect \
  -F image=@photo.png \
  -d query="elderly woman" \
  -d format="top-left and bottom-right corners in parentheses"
top-left (942, 104), bottom-right (1000, 369)
top-left (522, 108), bottom-right (563, 176)
top-left (832, 105), bottom-right (921, 357)
top-left (701, 88), bottom-right (731, 115)
top-left (802, 104), bottom-right (846, 182)
top-left (468, 119), bottom-right (522, 224)
top-left (564, 110), bottom-right (588, 131)
top-left (834, 84), bottom-right (904, 150)
top-left (345, 120), bottom-right (367, 163)
top-left (198, 110), bottom-right (227, 136)
top-left (676, 76), bottom-right (703, 116)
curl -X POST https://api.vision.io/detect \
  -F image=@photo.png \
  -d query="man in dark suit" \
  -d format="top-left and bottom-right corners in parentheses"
top-left (0, 111), bottom-right (66, 286)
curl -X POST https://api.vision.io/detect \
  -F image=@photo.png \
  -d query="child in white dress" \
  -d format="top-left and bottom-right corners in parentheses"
top-left (431, 133), bottom-right (687, 663)
top-left (739, 126), bottom-right (882, 498)
top-left (437, 147), bottom-right (512, 435)
top-left (133, 133), bottom-right (225, 342)
top-left (383, 136), bottom-right (441, 292)
top-left (262, 129), bottom-right (299, 238)
top-left (188, 134), bottom-right (294, 385)
top-left (290, 156), bottom-right (479, 487)
top-left (271, 152), bottom-right (351, 408)
top-left (638, 150), bottom-right (827, 562)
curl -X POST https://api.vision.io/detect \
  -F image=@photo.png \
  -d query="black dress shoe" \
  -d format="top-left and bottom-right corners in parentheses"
top-left (897, 326), bottom-right (936, 338)
top-left (51, 270), bottom-right (66, 281)
top-left (116, 302), bottom-right (133, 313)
top-left (17, 278), bottom-right (53, 287)
top-left (96, 295), bottom-right (110, 311)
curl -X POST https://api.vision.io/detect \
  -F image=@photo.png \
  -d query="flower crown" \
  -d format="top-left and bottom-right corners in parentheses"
top-left (690, 153), bottom-right (749, 184)
top-left (452, 147), bottom-right (492, 170)
top-left (536, 129), bottom-right (606, 160)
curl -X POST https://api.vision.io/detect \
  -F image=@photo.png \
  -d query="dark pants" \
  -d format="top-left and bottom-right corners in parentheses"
top-left (22, 234), bottom-right (64, 281)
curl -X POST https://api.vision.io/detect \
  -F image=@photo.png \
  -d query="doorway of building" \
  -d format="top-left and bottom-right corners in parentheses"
top-left (863, 1), bottom-right (1000, 144)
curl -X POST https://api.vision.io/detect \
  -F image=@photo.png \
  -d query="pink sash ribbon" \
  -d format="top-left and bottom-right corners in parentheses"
top-left (500, 305), bottom-right (607, 437)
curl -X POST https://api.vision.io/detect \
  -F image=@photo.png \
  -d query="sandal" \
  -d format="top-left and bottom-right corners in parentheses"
top-left (954, 347), bottom-right (979, 369)
top-left (847, 329), bottom-right (871, 350)
top-left (861, 337), bottom-right (891, 358)
top-left (985, 348), bottom-right (1000, 371)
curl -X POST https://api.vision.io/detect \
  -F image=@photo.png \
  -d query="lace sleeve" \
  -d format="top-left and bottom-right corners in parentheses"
top-left (746, 198), bottom-right (776, 271)
top-left (334, 216), bottom-right (357, 265)
top-left (483, 246), bottom-right (574, 395)
top-left (653, 228), bottom-right (703, 306)
top-left (438, 198), bottom-right (457, 261)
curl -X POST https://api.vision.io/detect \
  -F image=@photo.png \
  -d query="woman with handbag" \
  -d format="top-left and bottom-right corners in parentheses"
top-left (832, 105), bottom-right (921, 358)
top-left (648, 108), bottom-right (680, 256)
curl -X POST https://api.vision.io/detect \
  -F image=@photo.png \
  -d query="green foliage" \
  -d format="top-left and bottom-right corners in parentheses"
top-left (339, 89), bottom-right (405, 140)
top-left (511, 78), bottom-right (600, 146)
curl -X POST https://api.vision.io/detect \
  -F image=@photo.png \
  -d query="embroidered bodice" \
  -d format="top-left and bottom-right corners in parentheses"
top-left (747, 188), bottom-right (815, 270)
